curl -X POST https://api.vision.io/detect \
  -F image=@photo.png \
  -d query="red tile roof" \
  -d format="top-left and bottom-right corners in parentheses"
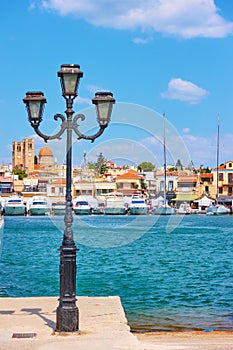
top-left (116, 170), bottom-right (142, 180)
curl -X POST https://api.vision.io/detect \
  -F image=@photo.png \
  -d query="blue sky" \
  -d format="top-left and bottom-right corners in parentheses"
top-left (0, 0), bottom-right (233, 169)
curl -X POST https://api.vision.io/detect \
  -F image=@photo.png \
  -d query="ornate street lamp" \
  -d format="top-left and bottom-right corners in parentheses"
top-left (23, 64), bottom-right (115, 332)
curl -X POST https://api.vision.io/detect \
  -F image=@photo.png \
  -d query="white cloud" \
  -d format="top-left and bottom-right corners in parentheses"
top-left (37, 0), bottom-right (233, 39)
top-left (75, 96), bottom-right (92, 105)
top-left (132, 37), bottom-right (152, 44)
top-left (161, 78), bottom-right (209, 104)
top-left (182, 127), bottom-right (190, 134)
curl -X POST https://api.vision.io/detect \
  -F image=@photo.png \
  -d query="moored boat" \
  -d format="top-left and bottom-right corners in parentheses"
top-left (73, 196), bottom-right (91, 215)
top-left (52, 202), bottom-right (66, 216)
top-left (206, 204), bottom-right (229, 215)
top-left (155, 204), bottom-right (176, 215)
top-left (177, 202), bottom-right (192, 215)
top-left (129, 192), bottom-right (149, 215)
top-left (103, 192), bottom-right (126, 215)
top-left (4, 195), bottom-right (26, 216)
top-left (154, 114), bottom-right (176, 216)
top-left (28, 196), bottom-right (51, 216)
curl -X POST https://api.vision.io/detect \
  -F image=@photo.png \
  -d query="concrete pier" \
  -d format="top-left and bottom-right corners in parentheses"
top-left (0, 296), bottom-right (143, 350)
top-left (0, 296), bottom-right (232, 350)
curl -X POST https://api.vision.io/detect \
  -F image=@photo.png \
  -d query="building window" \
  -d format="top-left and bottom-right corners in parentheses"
top-left (160, 181), bottom-right (164, 192)
top-left (205, 186), bottom-right (209, 193)
top-left (168, 181), bottom-right (174, 191)
top-left (218, 187), bottom-right (223, 194)
top-left (228, 173), bottom-right (233, 184)
top-left (218, 173), bottom-right (223, 181)
top-left (228, 187), bottom-right (232, 195)
top-left (51, 187), bottom-right (55, 194)
top-left (229, 163), bottom-right (232, 167)
top-left (59, 187), bottom-right (63, 194)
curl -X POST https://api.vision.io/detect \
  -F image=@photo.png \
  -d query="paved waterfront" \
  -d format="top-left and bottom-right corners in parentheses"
top-left (0, 297), bottom-right (233, 350)
top-left (0, 296), bottom-right (143, 350)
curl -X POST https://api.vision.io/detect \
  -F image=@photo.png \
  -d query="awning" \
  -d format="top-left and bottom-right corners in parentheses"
top-left (194, 195), bottom-right (214, 206)
top-left (172, 193), bottom-right (199, 202)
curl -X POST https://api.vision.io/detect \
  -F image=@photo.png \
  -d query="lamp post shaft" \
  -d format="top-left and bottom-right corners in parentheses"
top-left (56, 99), bottom-right (79, 332)
top-left (23, 64), bottom-right (115, 333)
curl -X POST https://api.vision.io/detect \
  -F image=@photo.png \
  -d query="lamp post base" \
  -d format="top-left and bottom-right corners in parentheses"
top-left (56, 305), bottom-right (79, 332)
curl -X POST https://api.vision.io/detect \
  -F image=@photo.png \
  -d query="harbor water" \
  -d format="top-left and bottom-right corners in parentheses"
top-left (0, 214), bottom-right (232, 332)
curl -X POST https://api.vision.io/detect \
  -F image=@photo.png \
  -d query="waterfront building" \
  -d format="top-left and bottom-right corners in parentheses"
top-left (47, 179), bottom-right (66, 202)
top-left (73, 179), bottom-right (94, 197)
top-left (154, 170), bottom-right (178, 201)
top-left (116, 170), bottom-right (146, 196)
top-left (73, 179), bottom-right (116, 198)
top-left (172, 174), bottom-right (199, 208)
top-left (211, 160), bottom-right (233, 206)
top-left (0, 177), bottom-right (13, 194)
top-left (12, 138), bottom-right (34, 173)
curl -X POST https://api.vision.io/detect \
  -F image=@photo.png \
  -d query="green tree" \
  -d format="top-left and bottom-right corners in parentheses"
top-left (137, 162), bottom-right (155, 172)
top-left (12, 169), bottom-right (28, 180)
top-left (176, 159), bottom-right (183, 170)
top-left (92, 152), bottom-right (109, 175)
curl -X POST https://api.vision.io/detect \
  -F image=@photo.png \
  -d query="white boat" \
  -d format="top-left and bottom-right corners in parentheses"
top-left (177, 202), bottom-right (192, 215)
top-left (206, 116), bottom-right (228, 216)
top-left (129, 192), bottom-right (149, 215)
top-left (154, 114), bottom-right (176, 216)
top-left (52, 202), bottom-right (66, 216)
top-left (73, 196), bottom-right (91, 215)
top-left (155, 204), bottom-right (176, 215)
top-left (104, 192), bottom-right (126, 215)
top-left (206, 204), bottom-right (229, 215)
top-left (28, 196), bottom-right (51, 216)
top-left (4, 195), bottom-right (26, 216)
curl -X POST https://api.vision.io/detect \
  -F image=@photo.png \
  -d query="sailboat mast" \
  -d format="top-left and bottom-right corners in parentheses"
top-left (216, 115), bottom-right (220, 204)
top-left (163, 113), bottom-right (167, 204)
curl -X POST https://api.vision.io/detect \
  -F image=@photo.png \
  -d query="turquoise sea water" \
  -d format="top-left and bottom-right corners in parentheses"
top-left (0, 214), bottom-right (232, 332)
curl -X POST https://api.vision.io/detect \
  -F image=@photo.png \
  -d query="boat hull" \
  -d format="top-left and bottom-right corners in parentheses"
top-left (129, 207), bottom-right (148, 215)
top-left (73, 208), bottom-right (91, 215)
top-left (52, 204), bottom-right (66, 216)
top-left (4, 206), bottom-right (25, 216)
top-left (29, 208), bottom-right (49, 216)
top-left (155, 206), bottom-right (176, 215)
top-left (104, 207), bottom-right (126, 215)
top-left (206, 205), bottom-right (229, 215)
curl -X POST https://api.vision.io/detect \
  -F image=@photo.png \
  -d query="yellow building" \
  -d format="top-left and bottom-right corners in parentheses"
top-left (12, 138), bottom-right (34, 173)
top-left (212, 160), bottom-right (233, 198)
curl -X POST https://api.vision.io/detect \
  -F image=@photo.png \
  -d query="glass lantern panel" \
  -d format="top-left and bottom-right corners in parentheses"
top-left (28, 101), bottom-right (41, 119)
top-left (63, 73), bottom-right (78, 94)
top-left (97, 102), bottom-right (110, 123)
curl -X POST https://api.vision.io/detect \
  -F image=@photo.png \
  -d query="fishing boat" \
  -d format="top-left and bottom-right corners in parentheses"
top-left (103, 192), bottom-right (126, 215)
top-left (154, 114), bottom-right (176, 215)
top-left (206, 204), bottom-right (229, 215)
top-left (4, 195), bottom-right (26, 216)
top-left (73, 196), bottom-right (91, 215)
top-left (28, 196), bottom-right (51, 216)
top-left (206, 116), bottom-right (229, 215)
top-left (129, 192), bottom-right (149, 215)
top-left (177, 202), bottom-right (192, 215)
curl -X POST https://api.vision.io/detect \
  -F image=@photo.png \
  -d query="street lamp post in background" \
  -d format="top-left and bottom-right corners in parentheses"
top-left (23, 64), bottom-right (115, 332)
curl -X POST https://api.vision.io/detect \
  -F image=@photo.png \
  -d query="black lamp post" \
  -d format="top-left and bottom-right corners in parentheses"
top-left (23, 64), bottom-right (115, 332)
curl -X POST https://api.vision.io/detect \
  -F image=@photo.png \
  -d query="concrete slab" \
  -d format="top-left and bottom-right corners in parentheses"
top-left (0, 296), bottom-right (143, 350)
